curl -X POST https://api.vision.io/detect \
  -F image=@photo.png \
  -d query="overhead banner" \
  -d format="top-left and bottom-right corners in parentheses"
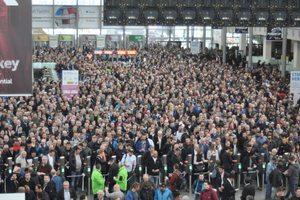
top-left (49, 36), bottom-right (58, 48)
top-left (83, 35), bottom-right (96, 41)
top-left (191, 41), bottom-right (200, 54)
top-left (34, 35), bottom-right (49, 41)
top-left (129, 35), bottom-right (143, 42)
top-left (97, 35), bottom-right (105, 49)
top-left (59, 35), bottom-right (73, 41)
top-left (235, 27), bottom-right (248, 33)
top-left (291, 71), bottom-right (300, 105)
top-left (62, 70), bottom-right (79, 99)
top-left (0, 0), bottom-right (32, 96)
top-left (267, 27), bottom-right (282, 41)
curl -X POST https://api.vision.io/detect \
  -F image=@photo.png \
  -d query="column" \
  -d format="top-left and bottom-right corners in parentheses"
top-left (222, 27), bottom-right (227, 63)
top-left (239, 34), bottom-right (246, 54)
top-left (123, 27), bottom-right (125, 49)
top-left (263, 36), bottom-right (272, 60)
top-left (248, 27), bottom-right (253, 70)
top-left (293, 41), bottom-right (300, 68)
top-left (203, 26), bottom-right (206, 53)
top-left (169, 26), bottom-right (172, 41)
top-left (282, 27), bottom-right (287, 78)
top-left (146, 26), bottom-right (149, 47)
top-left (187, 25), bottom-right (190, 48)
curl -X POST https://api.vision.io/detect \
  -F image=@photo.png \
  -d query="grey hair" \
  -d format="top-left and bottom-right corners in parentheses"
top-left (118, 162), bottom-right (124, 168)
top-left (97, 190), bottom-right (104, 195)
top-left (42, 156), bottom-right (47, 160)
top-left (63, 181), bottom-right (69, 185)
top-left (182, 196), bottom-right (190, 200)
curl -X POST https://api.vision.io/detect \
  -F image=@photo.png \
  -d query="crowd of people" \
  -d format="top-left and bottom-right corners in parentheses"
top-left (0, 43), bottom-right (298, 200)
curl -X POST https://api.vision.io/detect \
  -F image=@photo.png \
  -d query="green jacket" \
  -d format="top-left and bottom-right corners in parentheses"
top-left (115, 166), bottom-right (128, 191)
top-left (91, 168), bottom-right (105, 194)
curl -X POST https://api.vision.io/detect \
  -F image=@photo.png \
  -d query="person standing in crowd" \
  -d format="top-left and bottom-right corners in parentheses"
top-left (240, 177), bottom-right (255, 200)
top-left (147, 150), bottom-right (162, 187)
top-left (154, 184), bottom-right (173, 200)
top-left (272, 187), bottom-right (285, 200)
top-left (220, 147), bottom-right (233, 173)
top-left (25, 185), bottom-right (36, 200)
top-left (166, 164), bottom-right (180, 192)
top-left (121, 148), bottom-right (136, 190)
top-left (125, 182), bottom-right (140, 200)
top-left (217, 165), bottom-right (229, 198)
top-left (192, 173), bottom-right (205, 199)
top-left (115, 162), bottom-right (128, 193)
top-left (51, 169), bottom-right (63, 195)
top-left (94, 190), bottom-right (107, 200)
top-left (221, 173), bottom-right (238, 200)
top-left (290, 187), bottom-right (300, 200)
top-left (139, 181), bottom-right (155, 200)
top-left (105, 185), bottom-right (125, 200)
top-left (270, 162), bottom-right (283, 196)
top-left (265, 157), bottom-right (276, 199)
top-left (107, 156), bottom-right (119, 193)
top-left (198, 181), bottom-right (219, 200)
top-left (43, 174), bottom-right (57, 200)
top-left (91, 164), bottom-right (105, 199)
top-left (69, 146), bottom-right (83, 191)
top-left (285, 155), bottom-right (300, 198)
top-left (57, 181), bottom-right (77, 200)
top-left (36, 184), bottom-right (50, 200)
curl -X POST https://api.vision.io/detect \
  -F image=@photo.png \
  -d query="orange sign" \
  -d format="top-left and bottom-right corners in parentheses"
top-left (117, 50), bottom-right (127, 55)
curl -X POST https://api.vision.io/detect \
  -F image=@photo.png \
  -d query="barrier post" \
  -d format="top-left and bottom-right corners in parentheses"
top-left (33, 157), bottom-right (39, 171)
top-left (162, 155), bottom-right (167, 184)
top-left (187, 154), bottom-right (192, 196)
top-left (7, 157), bottom-right (12, 175)
top-left (137, 155), bottom-right (142, 183)
top-left (262, 162), bottom-right (266, 189)
top-left (84, 156), bottom-right (91, 196)
top-left (59, 156), bottom-right (65, 177)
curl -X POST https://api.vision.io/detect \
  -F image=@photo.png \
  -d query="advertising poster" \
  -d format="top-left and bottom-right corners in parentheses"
top-left (290, 71), bottom-right (300, 105)
top-left (49, 36), bottom-right (58, 48)
top-left (97, 35), bottom-right (105, 49)
top-left (0, 0), bottom-right (32, 95)
top-left (191, 41), bottom-right (200, 54)
top-left (235, 27), bottom-right (248, 33)
top-left (267, 27), bottom-right (282, 40)
top-left (62, 70), bottom-right (79, 99)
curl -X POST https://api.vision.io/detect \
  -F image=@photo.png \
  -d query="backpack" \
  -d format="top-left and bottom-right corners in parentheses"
top-left (173, 171), bottom-right (186, 190)
top-left (200, 189), bottom-right (214, 200)
top-left (269, 169), bottom-right (274, 184)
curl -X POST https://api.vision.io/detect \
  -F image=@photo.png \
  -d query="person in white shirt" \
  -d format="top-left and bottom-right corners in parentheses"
top-left (16, 151), bottom-right (27, 170)
top-left (121, 149), bottom-right (136, 175)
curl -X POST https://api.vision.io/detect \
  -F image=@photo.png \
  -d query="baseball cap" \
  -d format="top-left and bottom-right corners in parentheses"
top-left (159, 184), bottom-right (166, 188)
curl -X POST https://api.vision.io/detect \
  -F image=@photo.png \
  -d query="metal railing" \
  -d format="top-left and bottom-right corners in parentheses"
top-left (67, 173), bottom-right (86, 191)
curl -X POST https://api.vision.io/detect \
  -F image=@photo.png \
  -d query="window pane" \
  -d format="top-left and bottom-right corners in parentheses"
top-left (78, 0), bottom-right (101, 5)
top-left (54, 0), bottom-right (76, 5)
top-left (32, 0), bottom-right (53, 5)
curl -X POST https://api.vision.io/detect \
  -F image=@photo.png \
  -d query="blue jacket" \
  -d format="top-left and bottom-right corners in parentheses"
top-left (154, 188), bottom-right (173, 200)
top-left (51, 175), bottom-right (63, 194)
top-left (136, 140), bottom-right (150, 154)
top-left (125, 190), bottom-right (135, 200)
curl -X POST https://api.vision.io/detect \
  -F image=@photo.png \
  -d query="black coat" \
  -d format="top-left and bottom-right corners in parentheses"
top-left (220, 151), bottom-right (232, 172)
top-left (7, 174), bottom-right (19, 193)
top-left (113, 148), bottom-right (126, 163)
top-left (69, 153), bottom-right (84, 172)
top-left (25, 190), bottom-right (36, 200)
top-left (108, 162), bottom-right (119, 183)
top-left (44, 181), bottom-right (57, 200)
top-left (171, 153), bottom-right (182, 167)
top-left (242, 156), bottom-right (257, 171)
top-left (57, 188), bottom-right (77, 200)
top-left (147, 157), bottom-right (162, 176)
top-left (270, 167), bottom-right (283, 187)
top-left (241, 184), bottom-right (255, 200)
top-left (221, 179), bottom-right (236, 200)
top-left (217, 171), bottom-right (229, 188)
top-left (138, 186), bottom-right (155, 200)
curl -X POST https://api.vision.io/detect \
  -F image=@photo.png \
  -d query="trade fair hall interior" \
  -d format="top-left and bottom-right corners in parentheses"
top-left (1, 0), bottom-right (300, 200)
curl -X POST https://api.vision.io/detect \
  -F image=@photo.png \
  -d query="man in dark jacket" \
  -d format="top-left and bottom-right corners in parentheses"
top-left (69, 147), bottom-right (84, 190)
top-left (57, 181), bottom-right (77, 200)
top-left (272, 187), bottom-right (285, 200)
top-left (113, 143), bottom-right (126, 163)
top-left (290, 187), bottom-right (300, 200)
top-left (240, 177), bottom-right (255, 200)
top-left (43, 174), bottom-right (57, 200)
top-left (139, 181), bottom-right (155, 200)
top-left (242, 151), bottom-right (257, 182)
top-left (284, 155), bottom-right (300, 198)
top-left (25, 185), bottom-right (36, 200)
top-left (270, 162), bottom-right (283, 197)
top-left (222, 173), bottom-right (238, 200)
top-left (107, 156), bottom-right (119, 193)
top-left (147, 150), bottom-right (162, 187)
top-left (220, 147), bottom-right (233, 173)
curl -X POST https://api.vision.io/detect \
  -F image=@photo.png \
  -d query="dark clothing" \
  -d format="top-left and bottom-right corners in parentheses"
top-left (222, 179), bottom-right (236, 200)
top-left (57, 188), bottom-right (77, 200)
top-left (31, 171), bottom-right (42, 185)
top-left (20, 178), bottom-right (36, 191)
top-left (69, 153), bottom-right (84, 172)
top-left (138, 186), bottom-right (155, 200)
top-left (242, 155), bottom-right (257, 172)
top-left (241, 184), bottom-right (255, 200)
top-left (286, 163), bottom-right (300, 181)
top-left (113, 148), bottom-right (126, 163)
top-left (290, 195), bottom-right (300, 200)
top-left (7, 174), bottom-right (19, 193)
top-left (220, 151), bottom-right (233, 173)
top-left (270, 167), bottom-right (282, 187)
top-left (37, 163), bottom-right (52, 174)
top-left (43, 181), bottom-right (57, 200)
top-left (147, 157), bottom-right (162, 176)
top-left (167, 170), bottom-right (180, 192)
top-left (25, 190), bottom-right (36, 200)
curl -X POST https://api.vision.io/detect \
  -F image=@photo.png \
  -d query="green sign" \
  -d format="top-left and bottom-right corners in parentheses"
top-left (9, 169), bottom-right (12, 174)
top-left (129, 35), bottom-right (143, 42)
top-left (189, 165), bottom-right (193, 171)
top-left (59, 35), bottom-right (73, 41)
top-left (61, 168), bottom-right (65, 173)
top-left (164, 166), bottom-right (167, 171)
top-left (87, 167), bottom-right (91, 173)
top-left (139, 166), bottom-right (142, 172)
top-left (262, 164), bottom-right (266, 169)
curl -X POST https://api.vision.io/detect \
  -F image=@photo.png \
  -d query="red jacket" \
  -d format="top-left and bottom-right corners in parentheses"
top-left (199, 185), bottom-right (219, 200)
top-left (167, 170), bottom-right (180, 191)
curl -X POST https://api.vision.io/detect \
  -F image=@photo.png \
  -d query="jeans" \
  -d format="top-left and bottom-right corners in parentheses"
top-left (286, 180), bottom-right (298, 197)
top-left (71, 171), bottom-right (81, 190)
top-left (149, 175), bottom-right (159, 187)
top-left (265, 176), bottom-right (272, 199)
top-left (273, 187), bottom-right (278, 197)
